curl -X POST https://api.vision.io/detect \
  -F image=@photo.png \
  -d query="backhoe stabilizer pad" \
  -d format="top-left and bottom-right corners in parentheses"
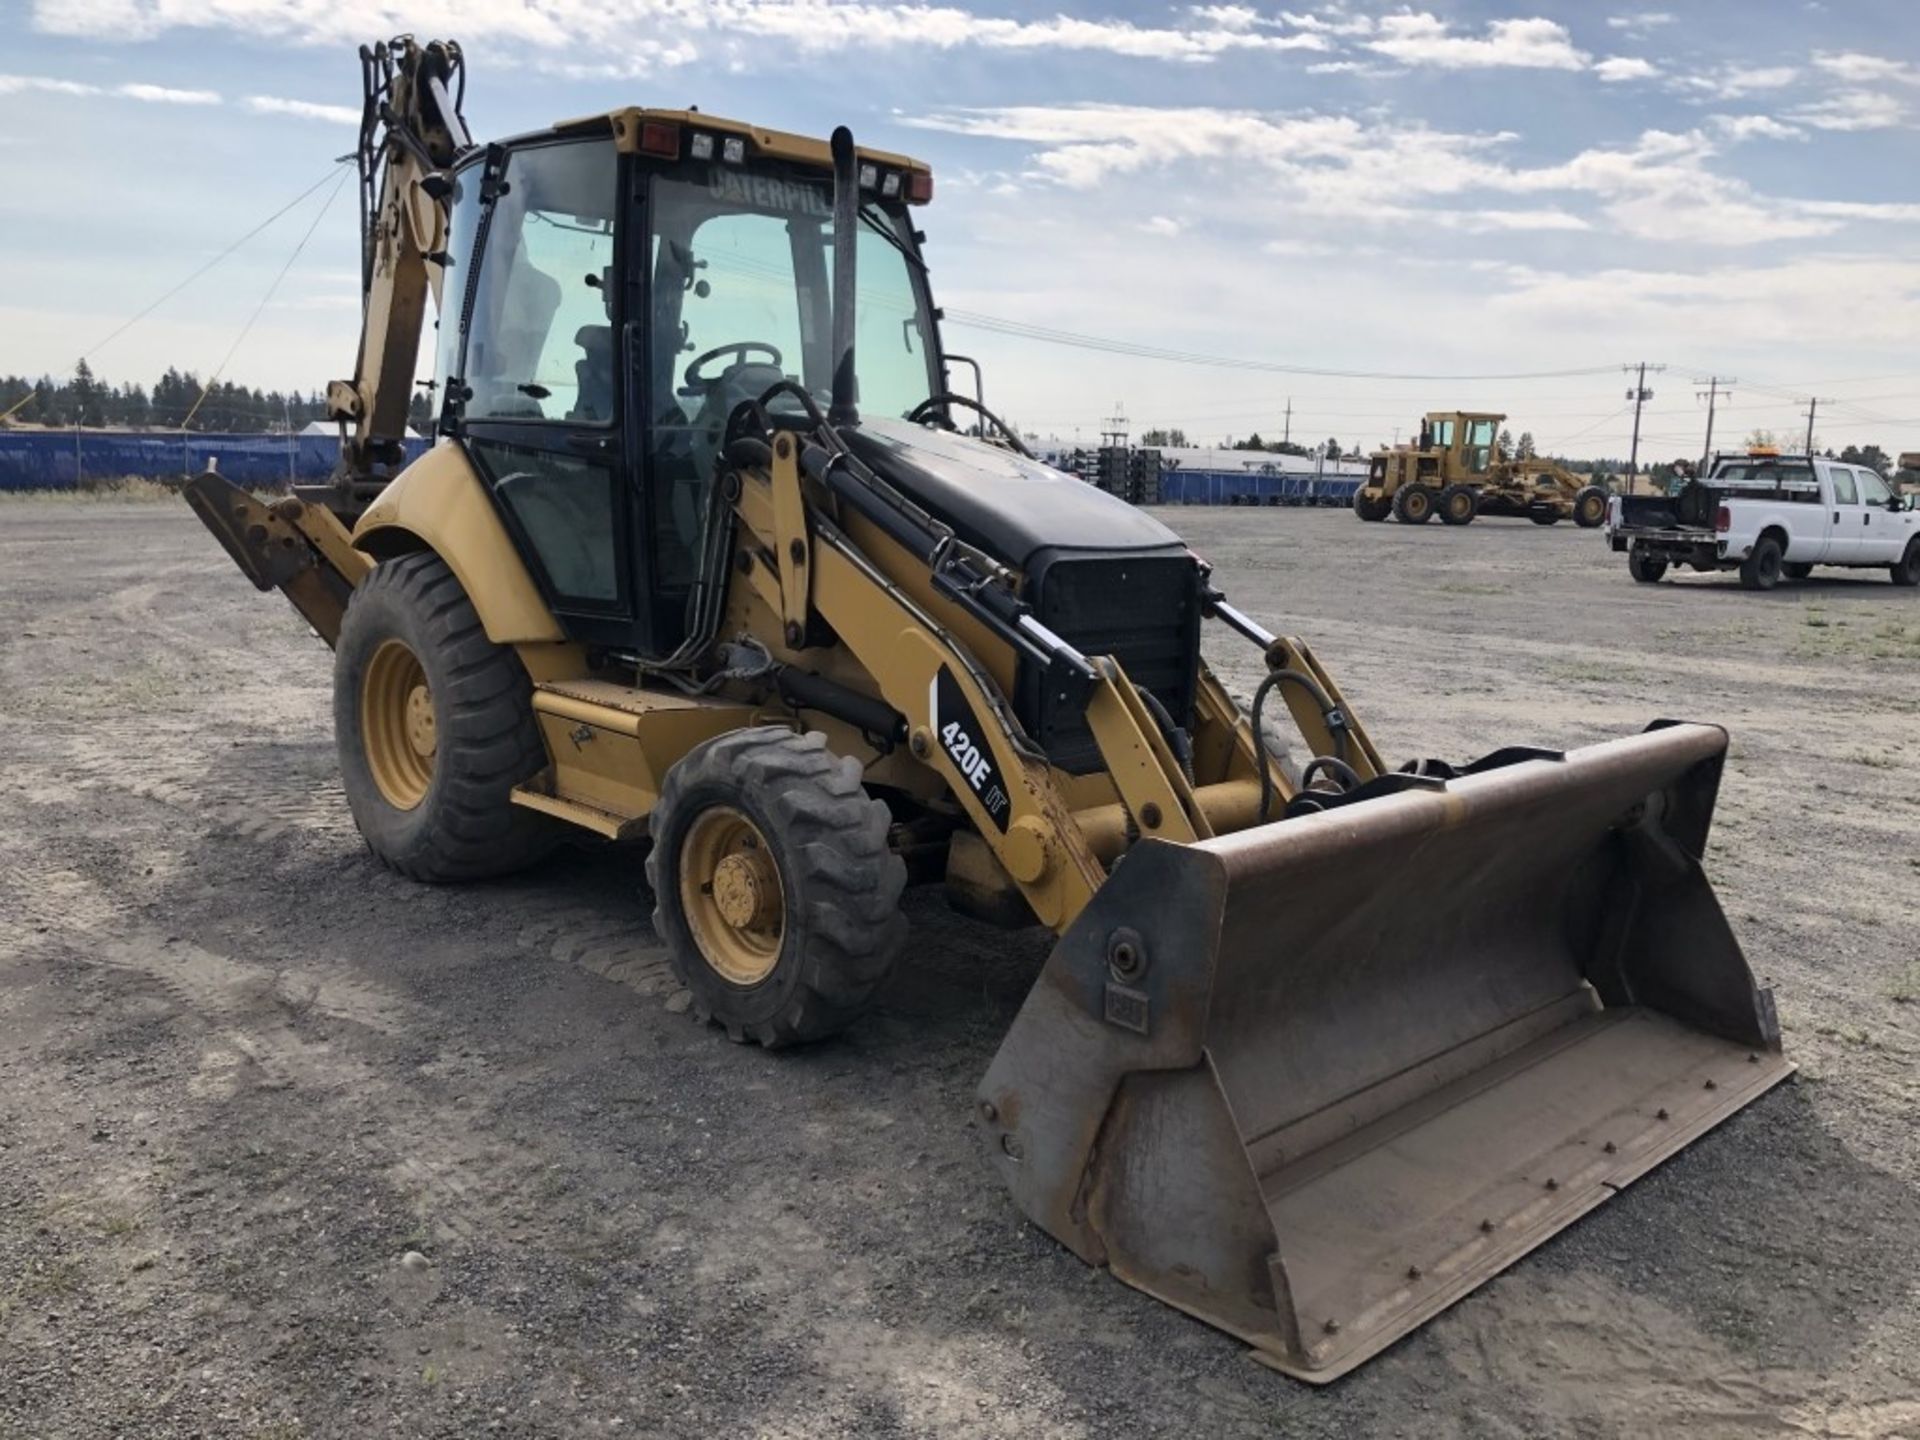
top-left (182, 469), bottom-right (310, 592)
top-left (977, 720), bottom-right (1791, 1382)
top-left (181, 469), bottom-right (357, 646)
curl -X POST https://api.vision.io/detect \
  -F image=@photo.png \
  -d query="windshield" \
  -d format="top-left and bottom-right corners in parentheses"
top-left (647, 162), bottom-right (938, 426)
top-left (642, 159), bottom-right (940, 593)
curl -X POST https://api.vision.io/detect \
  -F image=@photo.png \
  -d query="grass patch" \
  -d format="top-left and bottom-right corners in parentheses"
top-left (1436, 581), bottom-right (1512, 597)
top-left (1849, 751), bottom-right (1900, 770)
top-left (1892, 961), bottom-right (1920, 1005)
top-left (0, 477), bottom-right (185, 503)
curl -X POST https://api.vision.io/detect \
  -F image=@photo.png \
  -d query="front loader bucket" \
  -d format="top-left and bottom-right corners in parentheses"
top-left (979, 721), bottom-right (1791, 1382)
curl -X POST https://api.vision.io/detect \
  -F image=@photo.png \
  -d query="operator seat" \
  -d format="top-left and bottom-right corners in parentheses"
top-left (571, 325), bottom-right (614, 424)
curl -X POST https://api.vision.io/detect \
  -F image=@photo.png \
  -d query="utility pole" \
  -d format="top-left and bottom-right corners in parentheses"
top-left (1282, 397), bottom-right (1292, 448)
top-left (1693, 376), bottom-right (1734, 472)
top-left (1623, 362), bottom-right (1666, 481)
top-left (1800, 397), bottom-right (1833, 457)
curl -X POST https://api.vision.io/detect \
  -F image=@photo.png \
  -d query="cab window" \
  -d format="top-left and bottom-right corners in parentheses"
top-left (462, 140), bottom-right (619, 425)
top-left (1858, 469), bottom-right (1891, 505)
top-left (1831, 468), bottom-right (1859, 505)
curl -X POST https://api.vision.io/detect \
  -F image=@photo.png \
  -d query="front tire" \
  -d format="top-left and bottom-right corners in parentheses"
top-left (1573, 486), bottom-right (1608, 528)
top-left (1352, 489), bottom-right (1392, 522)
top-left (1392, 485), bottom-right (1435, 524)
top-left (1740, 535), bottom-right (1784, 591)
top-left (1437, 484), bottom-right (1478, 526)
top-left (646, 728), bottom-right (907, 1047)
top-left (1628, 545), bottom-right (1668, 584)
top-left (1893, 539), bottom-right (1920, 588)
top-left (335, 552), bottom-right (558, 881)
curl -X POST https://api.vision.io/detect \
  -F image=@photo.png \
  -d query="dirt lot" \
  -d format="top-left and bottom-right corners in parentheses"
top-left (3, 494), bottom-right (1918, 1439)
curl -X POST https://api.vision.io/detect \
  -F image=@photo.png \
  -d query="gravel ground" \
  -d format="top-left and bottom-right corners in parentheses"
top-left (2, 496), bottom-right (1917, 1439)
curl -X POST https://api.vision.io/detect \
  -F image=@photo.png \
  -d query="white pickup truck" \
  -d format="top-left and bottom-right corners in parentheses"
top-left (1605, 454), bottom-right (1920, 590)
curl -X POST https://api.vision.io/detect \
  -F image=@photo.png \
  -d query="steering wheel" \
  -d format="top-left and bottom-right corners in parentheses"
top-left (684, 341), bottom-right (782, 392)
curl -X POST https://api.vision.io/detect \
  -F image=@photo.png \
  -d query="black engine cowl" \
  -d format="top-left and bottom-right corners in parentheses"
top-left (843, 419), bottom-right (1201, 773)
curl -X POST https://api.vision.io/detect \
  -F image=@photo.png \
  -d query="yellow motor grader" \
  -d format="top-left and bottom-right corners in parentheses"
top-left (1354, 411), bottom-right (1610, 527)
top-left (184, 37), bottom-right (1790, 1382)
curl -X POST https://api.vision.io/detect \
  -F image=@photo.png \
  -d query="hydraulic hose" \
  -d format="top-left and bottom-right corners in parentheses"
top-left (1251, 667), bottom-right (1352, 821)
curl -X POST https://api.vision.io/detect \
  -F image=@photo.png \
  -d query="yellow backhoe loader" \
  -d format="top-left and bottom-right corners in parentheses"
top-left (1354, 411), bottom-right (1610, 527)
top-left (184, 37), bottom-right (1791, 1381)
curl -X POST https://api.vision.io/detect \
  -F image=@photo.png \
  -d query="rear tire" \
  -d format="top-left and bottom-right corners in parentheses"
top-left (1437, 484), bottom-right (1478, 526)
top-left (1893, 539), bottom-right (1920, 588)
top-left (1628, 545), bottom-right (1668, 584)
top-left (1573, 486), bottom-right (1608, 529)
top-left (646, 727), bottom-right (907, 1047)
top-left (334, 552), bottom-right (558, 882)
top-left (1783, 561), bottom-right (1814, 581)
top-left (1740, 535), bottom-right (1784, 591)
top-left (1392, 485), bottom-right (1435, 525)
top-left (1528, 506), bottom-right (1561, 526)
top-left (1352, 489), bottom-right (1391, 522)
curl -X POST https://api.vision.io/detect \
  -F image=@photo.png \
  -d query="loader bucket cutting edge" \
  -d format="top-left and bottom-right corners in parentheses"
top-left (978, 720), bottom-right (1792, 1382)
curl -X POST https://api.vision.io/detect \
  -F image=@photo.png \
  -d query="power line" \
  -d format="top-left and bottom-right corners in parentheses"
top-left (182, 169), bottom-right (352, 430)
top-left (79, 160), bottom-right (352, 365)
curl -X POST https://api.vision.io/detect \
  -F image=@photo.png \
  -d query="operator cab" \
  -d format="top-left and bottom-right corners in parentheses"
top-left (432, 112), bottom-right (940, 657)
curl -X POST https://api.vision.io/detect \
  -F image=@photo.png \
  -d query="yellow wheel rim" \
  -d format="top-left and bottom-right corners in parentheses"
top-left (1406, 491), bottom-right (1429, 519)
top-left (1448, 492), bottom-right (1472, 520)
top-left (679, 805), bottom-right (785, 986)
top-left (1579, 494), bottom-right (1605, 524)
top-left (361, 638), bottom-right (436, 811)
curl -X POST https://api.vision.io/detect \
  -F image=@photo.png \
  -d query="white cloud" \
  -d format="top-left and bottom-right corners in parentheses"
top-left (1711, 114), bottom-right (1805, 142)
top-left (1444, 208), bottom-right (1589, 233)
top-left (1, 72), bottom-right (221, 104)
top-left (1594, 56), bottom-right (1658, 83)
top-left (1794, 200), bottom-right (1920, 223)
top-left (1139, 215), bottom-right (1184, 236)
top-left (910, 104), bottom-right (1864, 247)
top-left (1811, 51), bottom-right (1920, 85)
top-left (1188, 4), bottom-right (1257, 30)
top-left (244, 95), bottom-right (360, 125)
top-left (1278, 7), bottom-right (1375, 37)
top-left (1365, 13), bottom-right (1587, 70)
top-left (1489, 256), bottom-right (1920, 348)
top-left (117, 82), bottom-right (219, 104)
top-left (1606, 11), bottom-right (1675, 31)
top-left (1789, 91), bottom-right (1908, 132)
top-left (1714, 65), bottom-right (1800, 96)
top-left (30, 0), bottom-right (1330, 68)
top-left (0, 73), bottom-right (99, 96)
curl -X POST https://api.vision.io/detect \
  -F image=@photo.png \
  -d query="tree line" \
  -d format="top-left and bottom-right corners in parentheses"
top-left (0, 360), bottom-right (432, 433)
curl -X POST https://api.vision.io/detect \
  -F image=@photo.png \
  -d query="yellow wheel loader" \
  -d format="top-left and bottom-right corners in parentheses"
top-left (185, 37), bottom-right (1791, 1382)
top-left (1355, 411), bottom-right (1610, 528)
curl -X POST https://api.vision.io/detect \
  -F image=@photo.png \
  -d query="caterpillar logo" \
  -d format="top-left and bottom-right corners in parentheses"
top-left (930, 668), bottom-right (1011, 832)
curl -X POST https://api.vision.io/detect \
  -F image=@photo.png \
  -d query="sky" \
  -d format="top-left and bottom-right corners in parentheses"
top-left (3, 0), bottom-right (1918, 460)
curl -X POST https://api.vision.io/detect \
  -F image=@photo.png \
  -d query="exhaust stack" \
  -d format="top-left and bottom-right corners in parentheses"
top-left (828, 125), bottom-right (860, 428)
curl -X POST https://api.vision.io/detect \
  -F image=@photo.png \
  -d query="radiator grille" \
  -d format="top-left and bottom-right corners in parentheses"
top-left (1022, 553), bottom-right (1199, 775)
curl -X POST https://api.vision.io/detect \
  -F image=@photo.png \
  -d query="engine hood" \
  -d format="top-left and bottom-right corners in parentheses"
top-left (842, 417), bottom-right (1182, 571)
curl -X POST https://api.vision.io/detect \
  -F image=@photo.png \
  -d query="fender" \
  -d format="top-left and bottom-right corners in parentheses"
top-left (352, 442), bottom-right (564, 645)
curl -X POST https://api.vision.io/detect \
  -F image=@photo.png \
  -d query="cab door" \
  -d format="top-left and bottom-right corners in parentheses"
top-left (444, 136), bottom-right (651, 651)
top-left (1855, 468), bottom-right (1908, 563)
top-left (1820, 463), bottom-right (1865, 563)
